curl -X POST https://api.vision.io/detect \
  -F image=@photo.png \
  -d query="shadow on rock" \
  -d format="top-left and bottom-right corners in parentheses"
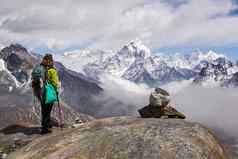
top-left (0, 124), bottom-right (41, 135)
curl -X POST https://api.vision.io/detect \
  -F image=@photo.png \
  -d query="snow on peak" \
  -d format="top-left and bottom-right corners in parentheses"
top-left (119, 40), bottom-right (151, 59)
top-left (0, 44), bottom-right (4, 50)
top-left (202, 50), bottom-right (225, 60)
top-left (63, 50), bottom-right (92, 58)
top-left (0, 59), bottom-right (6, 71)
top-left (159, 53), bottom-right (192, 69)
top-left (154, 50), bottom-right (228, 70)
top-left (0, 58), bottom-right (21, 88)
top-left (56, 49), bottom-right (116, 73)
top-left (191, 50), bottom-right (226, 63)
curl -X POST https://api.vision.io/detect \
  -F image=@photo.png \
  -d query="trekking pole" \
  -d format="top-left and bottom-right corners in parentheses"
top-left (57, 94), bottom-right (63, 130)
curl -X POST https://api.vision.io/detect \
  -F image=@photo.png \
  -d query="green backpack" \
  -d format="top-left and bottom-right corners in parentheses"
top-left (32, 64), bottom-right (45, 81)
top-left (44, 82), bottom-right (58, 104)
top-left (31, 65), bottom-right (45, 101)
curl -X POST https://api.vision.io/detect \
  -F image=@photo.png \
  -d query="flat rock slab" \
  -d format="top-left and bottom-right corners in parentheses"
top-left (7, 117), bottom-right (228, 159)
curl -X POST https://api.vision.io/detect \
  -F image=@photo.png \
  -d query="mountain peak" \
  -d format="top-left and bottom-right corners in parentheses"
top-left (119, 40), bottom-right (151, 59)
top-left (63, 50), bottom-right (90, 58)
top-left (0, 44), bottom-right (39, 83)
top-left (8, 44), bottom-right (28, 52)
top-left (128, 39), bottom-right (143, 46)
top-left (0, 44), bottom-right (31, 60)
top-left (196, 50), bottom-right (225, 62)
top-left (206, 50), bottom-right (226, 58)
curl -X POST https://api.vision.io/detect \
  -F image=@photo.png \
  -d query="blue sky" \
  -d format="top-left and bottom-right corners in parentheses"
top-left (157, 46), bottom-right (238, 60)
top-left (34, 45), bottom-right (238, 61)
top-left (0, 0), bottom-right (238, 59)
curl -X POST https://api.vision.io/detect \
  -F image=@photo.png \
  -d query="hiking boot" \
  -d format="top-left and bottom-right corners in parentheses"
top-left (40, 129), bottom-right (52, 135)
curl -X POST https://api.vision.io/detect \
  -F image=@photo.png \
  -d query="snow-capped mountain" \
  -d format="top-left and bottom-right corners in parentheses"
top-left (55, 49), bottom-right (115, 73)
top-left (160, 50), bottom-right (226, 71)
top-left (82, 41), bottom-right (198, 86)
top-left (0, 44), bottom-right (37, 86)
top-left (57, 41), bottom-right (238, 87)
top-left (193, 57), bottom-right (238, 87)
top-left (101, 41), bottom-right (152, 76)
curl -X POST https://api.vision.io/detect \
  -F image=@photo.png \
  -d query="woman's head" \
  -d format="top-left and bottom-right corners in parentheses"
top-left (41, 54), bottom-right (54, 68)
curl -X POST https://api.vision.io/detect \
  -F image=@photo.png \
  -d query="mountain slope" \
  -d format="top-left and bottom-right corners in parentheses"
top-left (0, 44), bottom-right (104, 127)
top-left (54, 62), bottom-right (103, 115)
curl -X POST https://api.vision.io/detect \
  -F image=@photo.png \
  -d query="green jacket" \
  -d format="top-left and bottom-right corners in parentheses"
top-left (47, 68), bottom-right (60, 90)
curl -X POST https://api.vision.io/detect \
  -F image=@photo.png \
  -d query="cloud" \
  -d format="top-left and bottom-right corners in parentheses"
top-left (169, 85), bottom-right (238, 141)
top-left (0, 43), bottom-right (4, 50)
top-left (0, 0), bottom-right (238, 51)
top-left (93, 74), bottom-right (151, 117)
top-left (96, 77), bottom-right (238, 141)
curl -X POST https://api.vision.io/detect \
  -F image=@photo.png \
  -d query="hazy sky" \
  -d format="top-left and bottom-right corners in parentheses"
top-left (0, 0), bottom-right (238, 57)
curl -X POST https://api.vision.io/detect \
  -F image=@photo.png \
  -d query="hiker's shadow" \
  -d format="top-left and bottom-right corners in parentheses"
top-left (0, 125), bottom-right (41, 135)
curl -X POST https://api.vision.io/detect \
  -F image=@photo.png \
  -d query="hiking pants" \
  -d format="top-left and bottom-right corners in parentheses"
top-left (41, 102), bottom-right (53, 130)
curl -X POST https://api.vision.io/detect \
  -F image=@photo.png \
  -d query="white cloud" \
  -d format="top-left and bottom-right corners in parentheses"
top-left (0, 0), bottom-right (238, 51)
top-left (96, 77), bottom-right (238, 141)
top-left (0, 43), bottom-right (4, 50)
top-left (170, 85), bottom-right (238, 140)
top-left (93, 74), bottom-right (151, 117)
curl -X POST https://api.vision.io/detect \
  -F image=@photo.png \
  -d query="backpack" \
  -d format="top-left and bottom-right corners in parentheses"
top-left (32, 64), bottom-right (45, 81)
top-left (44, 81), bottom-right (58, 104)
top-left (31, 65), bottom-right (46, 100)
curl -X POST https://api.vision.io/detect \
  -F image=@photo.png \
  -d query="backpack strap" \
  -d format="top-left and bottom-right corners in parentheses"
top-left (44, 66), bottom-right (49, 83)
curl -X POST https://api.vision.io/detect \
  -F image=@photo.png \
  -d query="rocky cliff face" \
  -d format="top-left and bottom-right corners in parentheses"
top-left (7, 117), bottom-right (228, 159)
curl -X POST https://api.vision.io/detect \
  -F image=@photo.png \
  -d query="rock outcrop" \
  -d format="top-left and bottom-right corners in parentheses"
top-left (7, 117), bottom-right (228, 159)
top-left (138, 88), bottom-right (186, 119)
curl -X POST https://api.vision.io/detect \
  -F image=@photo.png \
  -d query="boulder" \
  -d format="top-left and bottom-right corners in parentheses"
top-left (139, 88), bottom-right (186, 119)
top-left (8, 117), bottom-right (228, 159)
top-left (138, 105), bottom-right (186, 119)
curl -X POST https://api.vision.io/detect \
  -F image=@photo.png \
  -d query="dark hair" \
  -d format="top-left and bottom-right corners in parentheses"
top-left (41, 53), bottom-right (54, 68)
